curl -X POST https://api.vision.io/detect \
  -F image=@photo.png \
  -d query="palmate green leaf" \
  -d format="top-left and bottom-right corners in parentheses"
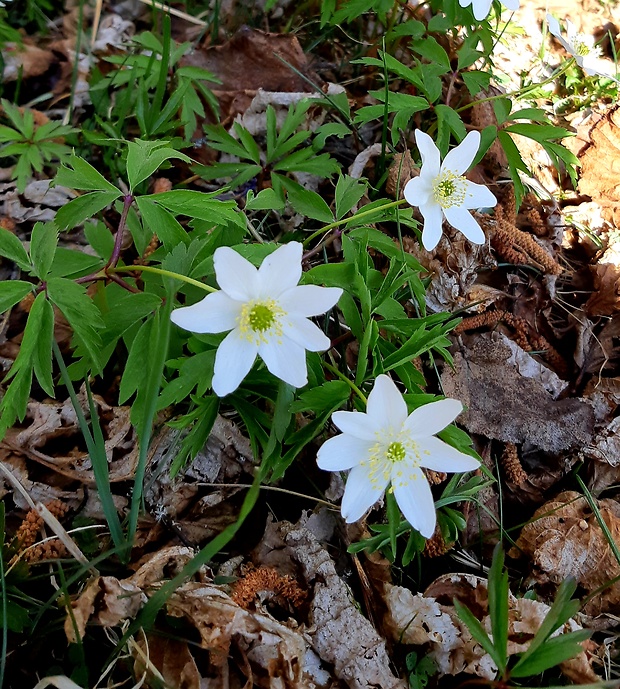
top-left (510, 630), bottom-right (591, 678)
top-left (33, 298), bottom-right (55, 397)
top-left (135, 196), bottom-right (189, 250)
top-left (55, 154), bottom-right (121, 193)
top-left (54, 191), bottom-right (121, 231)
top-left (126, 139), bottom-right (192, 192)
top-left (119, 318), bottom-right (152, 404)
top-left (280, 178), bottom-right (334, 223)
top-left (47, 278), bottom-right (104, 373)
top-left (0, 292), bottom-right (47, 438)
top-left (170, 394), bottom-right (220, 477)
top-left (145, 190), bottom-right (242, 228)
top-left (0, 226), bottom-right (30, 270)
top-left (29, 222), bottom-right (58, 280)
top-left (335, 175), bottom-right (366, 220)
top-left (289, 380), bottom-right (350, 414)
top-left (488, 544), bottom-right (509, 672)
top-left (157, 350), bottom-right (215, 409)
top-left (0, 280), bottom-right (32, 313)
top-left (245, 188), bottom-right (286, 211)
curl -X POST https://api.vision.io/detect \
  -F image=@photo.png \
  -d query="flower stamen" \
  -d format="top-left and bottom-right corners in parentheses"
top-left (238, 299), bottom-right (284, 344)
top-left (432, 171), bottom-right (468, 209)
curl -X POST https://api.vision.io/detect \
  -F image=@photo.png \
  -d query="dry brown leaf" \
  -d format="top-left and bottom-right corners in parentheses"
top-left (133, 635), bottom-right (201, 689)
top-left (441, 333), bottom-right (595, 453)
top-left (181, 27), bottom-right (321, 122)
top-left (511, 490), bottom-right (620, 616)
top-left (3, 395), bottom-right (138, 483)
top-left (2, 42), bottom-right (55, 82)
top-left (64, 576), bottom-right (145, 643)
top-left (578, 107), bottom-right (620, 208)
top-left (255, 519), bottom-right (406, 689)
top-left (384, 574), bottom-right (598, 683)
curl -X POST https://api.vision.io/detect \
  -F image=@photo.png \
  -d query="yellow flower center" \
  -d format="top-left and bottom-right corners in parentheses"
top-left (362, 430), bottom-right (430, 491)
top-left (248, 303), bottom-right (276, 331)
top-left (386, 441), bottom-right (406, 462)
top-left (237, 299), bottom-right (285, 344)
top-left (432, 170), bottom-right (468, 209)
top-left (571, 34), bottom-right (599, 58)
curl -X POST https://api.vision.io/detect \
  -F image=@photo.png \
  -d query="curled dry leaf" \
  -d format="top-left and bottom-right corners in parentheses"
top-left (510, 490), bottom-right (620, 616)
top-left (254, 519), bottom-right (406, 689)
top-left (3, 396), bottom-right (138, 483)
top-left (384, 573), bottom-right (597, 683)
top-left (2, 42), bottom-right (55, 82)
top-left (400, 234), bottom-right (497, 313)
top-left (1, 180), bottom-right (77, 224)
top-left (64, 576), bottom-right (145, 643)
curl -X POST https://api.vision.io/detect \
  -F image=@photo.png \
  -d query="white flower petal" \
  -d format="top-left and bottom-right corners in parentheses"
top-left (546, 13), bottom-right (562, 39)
top-left (442, 130), bottom-right (480, 176)
top-left (258, 242), bottom-right (303, 298)
top-left (332, 411), bottom-right (377, 441)
top-left (366, 374), bottom-right (408, 430)
top-left (279, 284), bottom-right (342, 317)
top-left (419, 202), bottom-right (445, 251)
top-left (443, 206), bottom-right (486, 244)
top-left (403, 176), bottom-right (432, 208)
top-left (414, 130), bottom-right (441, 178)
top-left (462, 180), bottom-right (497, 210)
top-left (565, 19), bottom-right (578, 42)
top-left (501, 0), bottom-right (519, 9)
top-left (472, 0), bottom-right (492, 20)
top-left (416, 436), bottom-right (480, 473)
top-left (170, 291), bottom-right (242, 334)
top-left (392, 467), bottom-right (436, 538)
top-left (283, 316), bottom-right (331, 352)
top-left (258, 336), bottom-right (308, 388)
top-left (214, 246), bottom-right (259, 301)
top-left (403, 398), bottom-right (463, 438)
top-left (212, 330), bottom-right (258, 396)
top-left (317, 434), bottom-right (374, 471)
top-left (341, 463), bottom-right (387, 523)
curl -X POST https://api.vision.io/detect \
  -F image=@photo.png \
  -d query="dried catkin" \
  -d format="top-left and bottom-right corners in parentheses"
top-left (501, 443), bottom-right (527, 485)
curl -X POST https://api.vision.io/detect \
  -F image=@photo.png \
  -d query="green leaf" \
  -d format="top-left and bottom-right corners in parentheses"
top-left (453, 599), bottom-right (504, 671)
top-left (0, 292), bottom-right (47, 436)
top-left (281, 179), bottom-right (334, 223)
top-left (29, 222), bottom-right (58, 280)
top-left (145, 190), bottom-right (241, 227)
top-left (0, 280), bottom-right (32, 313)
top-left (245, 188), bottom-right (285, 211)
top-left (54, 191), bottom-right (121, 231)
top-left (47, 278), bottom-right (104, 372)
top-left (510, 631), bottom-right (591, 678)
top-left (126, 139), bottom-right (192, 191)
top-left (0, 600), bottom-right (30, 633)
top-left (119, 318), bottom-right (152, 404)
top-left (335, 175), bottom-right (367, 220)
top-left (32, 297), bottom-right (55, 396)
top-left (135, 196), bottom-right (190, 250)
top-left (0, 227), bottom-right (30, 270)
top-left (289, 380), bottom-right (350, 413)
top-left (55, 154), bottom-right (121, 193)
top-left (510, 577), bottom-right (580, 673)
top-left (487, 544), bottom-right (509, 672)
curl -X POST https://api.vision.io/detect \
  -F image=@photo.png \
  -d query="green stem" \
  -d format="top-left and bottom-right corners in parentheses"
top-left (111, 265), bottom-right (217, 292)
top-left (323, 362), bottom-right (368, 405)
top-left (304, 199), bottom-right (409, 246)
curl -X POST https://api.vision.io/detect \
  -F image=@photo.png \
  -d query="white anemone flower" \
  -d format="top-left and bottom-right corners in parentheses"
top-left (170, 242), bottom-right (342, 397)
top-left (317, 375), bottom-right (479, 538)
top-left (458, 0), bottom-right (519, 22)
top-left (404, 129), bottom-right (497, 252)
top-left (546, 14), bottom-right (615, 79)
